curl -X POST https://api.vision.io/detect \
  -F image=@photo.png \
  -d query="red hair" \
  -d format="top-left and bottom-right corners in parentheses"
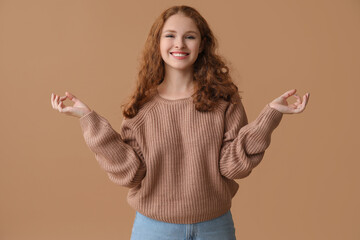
top-left (122, 5), bottom-right (242, 119)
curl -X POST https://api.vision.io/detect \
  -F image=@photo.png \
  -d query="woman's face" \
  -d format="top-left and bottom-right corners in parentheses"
top-left (160, 13), bottom-right (203, 72)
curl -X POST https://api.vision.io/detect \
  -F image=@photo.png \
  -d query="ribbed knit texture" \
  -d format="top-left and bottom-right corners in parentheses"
top-left (79, 91), bottom-right (283, 224)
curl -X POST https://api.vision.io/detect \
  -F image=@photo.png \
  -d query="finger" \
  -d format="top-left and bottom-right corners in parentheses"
top-left (302, 94), bottom-right (308, 108)
top-left (289, 103), bottom-right (297, 109)
top-left (51, 93), bottom-right (55, 108)
top-left (299, 103), bottom-right (306, 113)
top-left (306, 93), bottom-right (310, 104)
top-left (58, 96), bottom-right (67, 107)
top-left (293, 94), bottom-right (300, 99)
top-left (66, 92), bottom-right (78, 102)
top-left (55, 95), bottom-right (59, 107)
top-left (52, 93), bottom-right (57, 109)
top-left (293, 94), bottom-right (302, 105)
top-left (296, 98), bottom-right (307, 113)
top-left (292, 101), bottom-right (301, 107)
top-left (57, 98), bottom-right (63, 112)
top-left (293, 100), bottom-right (301, 106)
top-left (280, 89), bottom-right (297, 100)
top-left (55, 96), bottom-right (61, 110)
top-left (291, 104), bottom-right (302, 114)
top-left (291, 95), bottom-right (309, 114)
top-left (295, 107), bottom-right (304, 114)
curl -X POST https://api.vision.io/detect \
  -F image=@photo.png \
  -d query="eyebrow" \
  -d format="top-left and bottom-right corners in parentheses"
top-left (163, 30), bottom-right (199, 35)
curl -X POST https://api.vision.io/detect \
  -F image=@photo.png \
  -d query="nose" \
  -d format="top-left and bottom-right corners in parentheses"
top-left (175, 37), bottom-right (185, 49)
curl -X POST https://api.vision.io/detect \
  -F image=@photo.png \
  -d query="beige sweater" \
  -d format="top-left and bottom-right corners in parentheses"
top-left (79, 92), bottom-right (283, 224)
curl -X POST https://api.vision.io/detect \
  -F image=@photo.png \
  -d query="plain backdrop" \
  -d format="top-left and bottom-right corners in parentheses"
top-left (0, 0), bottom-right (359, 239)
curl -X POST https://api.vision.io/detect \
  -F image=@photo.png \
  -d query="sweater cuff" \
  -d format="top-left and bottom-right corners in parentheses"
top-left (257, 104), bottom-right (283, 131)
top-left (265, 103), bottom-right (283, 119)
top-left (79, 110), bottom-right (103, 132)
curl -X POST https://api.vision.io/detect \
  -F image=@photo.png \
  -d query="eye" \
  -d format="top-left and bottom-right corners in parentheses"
top-left (164, 35), bottom-right (196, 39)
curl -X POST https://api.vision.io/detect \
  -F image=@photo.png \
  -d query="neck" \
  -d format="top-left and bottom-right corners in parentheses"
top-left (159, 66), bottom-right (195, 94)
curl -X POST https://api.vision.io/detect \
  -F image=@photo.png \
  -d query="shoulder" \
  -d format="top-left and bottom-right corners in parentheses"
top-left (121, 95), bottom-right (158, 131)
top-left (215, 95), bottom-right (245, 115)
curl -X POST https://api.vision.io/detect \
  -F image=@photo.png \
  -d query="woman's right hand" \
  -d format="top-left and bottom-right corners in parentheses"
top-left (51, 92), bottom-right (92, 118)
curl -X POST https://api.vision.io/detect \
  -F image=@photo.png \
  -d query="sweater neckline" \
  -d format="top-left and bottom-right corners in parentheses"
top-left (155, 89), bottom-right (193, 104)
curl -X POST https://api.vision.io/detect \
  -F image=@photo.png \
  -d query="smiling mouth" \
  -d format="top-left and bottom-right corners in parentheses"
top-left (170, 52), bottom-right (190, 56)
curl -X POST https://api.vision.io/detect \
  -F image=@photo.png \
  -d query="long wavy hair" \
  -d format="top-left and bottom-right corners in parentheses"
top-left (122, 5), bottom-right (242, 119)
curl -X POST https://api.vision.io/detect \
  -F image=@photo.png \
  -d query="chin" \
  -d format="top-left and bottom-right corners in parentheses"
top-left (167, 64), bottom-right (193, 71)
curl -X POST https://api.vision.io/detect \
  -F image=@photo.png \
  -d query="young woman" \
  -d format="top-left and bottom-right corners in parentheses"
top-left (51, 5), bottom-right (309, 240)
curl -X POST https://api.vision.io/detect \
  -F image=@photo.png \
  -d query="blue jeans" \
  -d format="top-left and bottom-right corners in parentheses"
top-left (130, 210), bottom-right (236, 240)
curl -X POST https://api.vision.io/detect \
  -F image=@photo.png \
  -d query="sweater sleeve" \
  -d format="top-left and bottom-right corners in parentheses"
top-left (219, 100), bottom-right (283, 179)
top-left (79, 110), bottom-right (146, 188)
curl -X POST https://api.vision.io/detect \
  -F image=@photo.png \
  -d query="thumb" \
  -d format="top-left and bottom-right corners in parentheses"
top-left (280, 89), bottom-right (297, 99)
top-left (65, 92), bottom-right (78, 102)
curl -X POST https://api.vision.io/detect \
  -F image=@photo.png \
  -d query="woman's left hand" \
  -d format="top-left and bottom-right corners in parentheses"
top-left (269, 89), bottom-right (310, 114)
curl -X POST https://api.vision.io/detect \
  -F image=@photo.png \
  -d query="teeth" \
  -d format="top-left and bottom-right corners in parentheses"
top-left (172, 53), bottom-right (188, 57)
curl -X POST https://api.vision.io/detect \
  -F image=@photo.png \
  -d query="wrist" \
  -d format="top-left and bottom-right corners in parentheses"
top-left (269, 102), bottom-right (275, 109)
top-left (80, 110), bottom-right (92, 118)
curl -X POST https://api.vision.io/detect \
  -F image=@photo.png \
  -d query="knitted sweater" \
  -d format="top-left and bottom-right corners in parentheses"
top-left (79, 91), bottom-right (283, 224)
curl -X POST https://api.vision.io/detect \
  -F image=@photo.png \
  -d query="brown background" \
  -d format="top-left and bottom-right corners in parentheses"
top-left (1, 0), bottom-right (359, 239)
